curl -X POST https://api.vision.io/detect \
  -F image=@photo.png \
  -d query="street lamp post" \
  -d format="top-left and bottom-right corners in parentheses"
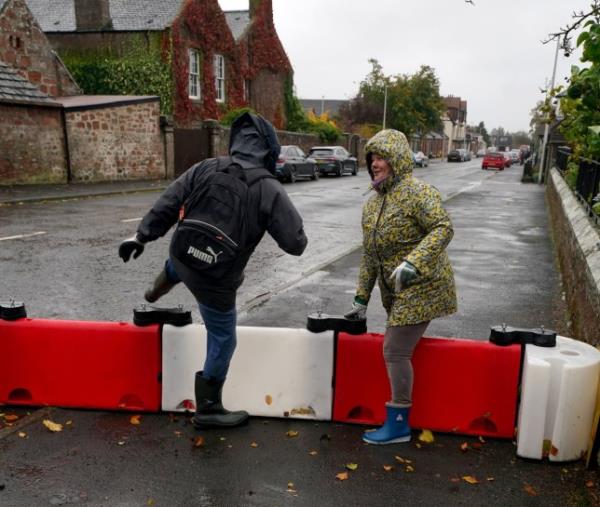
top-left (382, 86), bottom-right (388, 130)
top-left (538, 36), bottom-right (561, 184)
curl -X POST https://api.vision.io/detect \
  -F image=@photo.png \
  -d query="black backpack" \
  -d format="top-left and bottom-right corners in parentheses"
top-left (171, 157), bottom-right (272, 278)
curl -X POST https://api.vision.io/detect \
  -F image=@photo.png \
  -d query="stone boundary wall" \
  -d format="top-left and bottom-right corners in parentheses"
top-left (547, 167), bottom-right (600, 346)
top-left (0, 103), bottom-right (67, 185)
top-left (66, 100), bottom-right (165, 182)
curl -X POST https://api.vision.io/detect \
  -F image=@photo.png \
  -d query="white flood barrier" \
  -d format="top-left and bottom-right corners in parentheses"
top-left (162, 324), bottom-right (335, 420)
top-left (517, 336), bottom-right (600, 461)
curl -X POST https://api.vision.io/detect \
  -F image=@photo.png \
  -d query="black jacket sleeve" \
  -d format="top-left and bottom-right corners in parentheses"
top-left (136, 160), bottom-right (214, 242)
top-left (262, 179), bottom-right (308, 256)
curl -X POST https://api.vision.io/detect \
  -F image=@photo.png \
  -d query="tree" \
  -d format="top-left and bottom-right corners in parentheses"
top-left (338, 59), bottom-right (444, 137)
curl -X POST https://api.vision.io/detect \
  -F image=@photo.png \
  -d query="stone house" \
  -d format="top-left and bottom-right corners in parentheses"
top-left (0, 0), bottom-right (165, 184)
top-left (442, 95), bottom-right (468, 153)
top-left (26, 0), bottom-right (293, 129)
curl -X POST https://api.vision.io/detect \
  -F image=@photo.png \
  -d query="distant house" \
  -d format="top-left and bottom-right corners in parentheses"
top-left (442, 96), bottom-right (468, 152)
top-left (300, 98), bottom-right (348, 118)
top-left (0, 0), bottom-right (165, 185)
top-left (26, 0), bottom-right (293, 128)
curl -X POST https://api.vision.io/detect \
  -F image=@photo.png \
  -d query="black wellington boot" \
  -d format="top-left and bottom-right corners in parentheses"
top-left (144, 267), bottom-right (176, 303)
top-left (191, 371), bottom-right (249, 429)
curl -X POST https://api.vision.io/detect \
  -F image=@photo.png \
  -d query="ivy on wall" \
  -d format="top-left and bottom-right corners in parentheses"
top-left (62, 32), bottom-right (173, 115)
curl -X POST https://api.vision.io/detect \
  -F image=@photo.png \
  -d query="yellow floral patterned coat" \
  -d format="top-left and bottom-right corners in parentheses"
top-left (355, 129), bottom-right (457, 327)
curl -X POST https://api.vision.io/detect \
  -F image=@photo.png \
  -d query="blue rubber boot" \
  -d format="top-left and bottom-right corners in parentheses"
top-left (362, 404), bottom-right (411, 445)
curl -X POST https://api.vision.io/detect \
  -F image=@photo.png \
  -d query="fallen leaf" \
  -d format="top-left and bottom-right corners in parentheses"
top-left (18, 432), bottom-right (26, 438)
top-left (65, 420), bottom-right (73, 426)
top-left (42, 420), bottom-right (63, 432)
top-left (265, 395), bottom-right (273, 405)
top-left (586, 480), bottom-right (595, 488)
top-left (479, 436), bottom-right (486, 443)
top-left (394, 455), bottom-right (405, 463)
top-left (345, 463), bottom-right (358, 471)
top-left (130, 415), bottom-right (141, 425)
top-left (460, 442), bottom-right (469, 452)
top-left (335, 472), bottom-right (349, 481)
top-left (450, 477), bottom-right (461, 483)
top-left (174, 431), bottom-right (182, 437)
top-left (192, 436), bottom-right (205, 448)
top-left (550, 445), bottom-right (559, 456)
top-left (286, 430), bottom-right (299, 438)
top-left (147, 499), bottom-right (155, 506)
top-left (462, 476), bottom-right (479, 484)
top-left (117, 441), bottom-right (125, 446)
top-left (415, 442), bottom-right (422, 448)
top-left (308, 450), bottom-right (318, 456)
top-left (383, 465), bottom-right (394, 472)
top-left (418, 429), bottom-right (434, 444)
top-left (250, 442), bottom-right (258, 448)
top-left (4, 415), bottom-right (18, 422)
top-left (219, 437), bottom-right (227, 441)
top-left (486, 477), bottom-right (495, 482)
top-left (287, 482), bottom-right (294, 488)
top-left (523, 483), bottom-right (538, 496)
top-left (405, 465), bottom-right (415, 473)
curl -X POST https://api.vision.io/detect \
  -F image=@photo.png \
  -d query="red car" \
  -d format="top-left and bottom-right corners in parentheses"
top-left (482, 153), bottom-right (505, 171)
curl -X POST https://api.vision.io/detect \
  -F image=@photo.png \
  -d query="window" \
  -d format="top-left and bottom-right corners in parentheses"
top-left (188, 49), bottom-right (200, 99)
top-left (214, 54), bottom-right (225, 103)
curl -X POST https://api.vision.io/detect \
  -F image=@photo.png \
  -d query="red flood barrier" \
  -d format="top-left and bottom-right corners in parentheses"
top-left (333, 333), bottom-right (521, 438)
top-left (0, 318), bottom-right (161, 412)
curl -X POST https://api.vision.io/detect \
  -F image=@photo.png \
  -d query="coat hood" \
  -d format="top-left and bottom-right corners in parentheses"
top-left (365, 129), bottom-right (413, 182)
top-left (229, 112), bottom-right (281, 175)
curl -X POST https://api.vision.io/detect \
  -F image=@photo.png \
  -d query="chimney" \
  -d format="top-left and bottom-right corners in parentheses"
top-left (74, 0), bottom-right (112, 31)
top-left (249, 0), bottom-right (273, 22)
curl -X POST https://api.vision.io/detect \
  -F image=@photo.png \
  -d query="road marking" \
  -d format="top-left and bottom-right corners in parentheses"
top-left (0, 231), bottom-right (46, 241)
top-left (121, 217), bottom-right (142, 223)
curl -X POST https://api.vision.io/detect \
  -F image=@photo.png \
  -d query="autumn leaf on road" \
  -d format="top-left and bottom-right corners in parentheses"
top-left (250, 442), bottom-right (258, 448)
top-left (383, 465), bottom-right (394, 472)
top-left (336, 472), bottom-right (349, 481)
top-left (394, 455), bottom-right (406, 463)
top-left (42, 420), bottom-right (63, 432)
top-left (285, 430), bottom-right (299, 438)
top-left (462, 476), bottom-right (479, 484)
top-left (523, 483), bottom-right (538, 496)
top-left (308, 450), bottom-right (318, 456)
top-left (192, 436), bottom-right (205, 448)
top-left (418, 429), bottom-right (434, 443)
top-left (130, 415), bottom-right (141, 425)
top-left (4, 415), bottom-right (19, 423)
top-left (345, 463), bottom-right (358, 471)
top-left (18, 432), bottom-right (26, 438)
top-left (460, 442), bottom-right (469, 452)
top-left (405, 465), bottom-right (415, 473)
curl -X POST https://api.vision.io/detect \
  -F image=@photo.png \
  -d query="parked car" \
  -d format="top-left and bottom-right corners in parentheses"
top-left (476, 148), bottom-right (486, 158)
top-left (308, 146), bottom-right (358, 176)
top-left (509, 150), bottom-right (520, 165)
top-left (481, 152), bottom-right (505, 171)
top-left (413, 151), bottom-right (429, 167)
top-left (275, 145), bottom-right (319, 183)
top-left (503, 152), bottom-right (512, 168)
top-left (447, 149), bottom-right (465, 162)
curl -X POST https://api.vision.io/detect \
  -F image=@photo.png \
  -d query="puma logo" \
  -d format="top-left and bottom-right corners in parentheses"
top-left (187, 245), bottom-right (224, 264)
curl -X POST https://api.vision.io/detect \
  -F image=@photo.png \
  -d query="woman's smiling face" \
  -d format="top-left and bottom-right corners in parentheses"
top-left (370, 154), bottom-right (393, 181)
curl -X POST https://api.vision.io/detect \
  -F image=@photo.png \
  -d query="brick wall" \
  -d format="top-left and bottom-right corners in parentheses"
top-left (547, 168), bottom-right (600, 346)
top-left (0, 0), bottom-right (80, 96)
top-left (65, 100), bottom-right (165, 182)
top-left (0, 103), bottom-right (67, 185)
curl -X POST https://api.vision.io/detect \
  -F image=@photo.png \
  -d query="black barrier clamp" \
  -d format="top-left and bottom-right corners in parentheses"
top-left (133, 304), bottom-right (192, 327)
top-left (0, 299), bottom-right (27, 320)
top-left (489, 324), bottom-right (557, 347)
top-left (306, 312), bottom-right (367, 335)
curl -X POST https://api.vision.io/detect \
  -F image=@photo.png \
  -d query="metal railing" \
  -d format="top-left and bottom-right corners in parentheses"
top-left (556, 148), bottom-right (600, 226)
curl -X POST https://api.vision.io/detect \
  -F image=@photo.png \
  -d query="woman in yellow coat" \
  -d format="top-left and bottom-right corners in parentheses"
top-left (345, 129), bottom-right (457, 445)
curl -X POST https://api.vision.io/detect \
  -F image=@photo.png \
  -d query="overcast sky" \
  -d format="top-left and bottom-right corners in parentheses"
top-left (218, 0), bottom-right (589, 133)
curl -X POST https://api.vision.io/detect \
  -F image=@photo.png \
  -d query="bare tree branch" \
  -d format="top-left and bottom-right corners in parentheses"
top-left (543, 1), bottom-right (600, 56)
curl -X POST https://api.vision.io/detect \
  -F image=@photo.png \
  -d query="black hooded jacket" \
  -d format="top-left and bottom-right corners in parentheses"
top-left (137, 113), bottom-right (308, 310)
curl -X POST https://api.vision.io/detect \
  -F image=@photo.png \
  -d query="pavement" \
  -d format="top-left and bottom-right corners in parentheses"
top-left (1, 168), bottom-right (599, 507)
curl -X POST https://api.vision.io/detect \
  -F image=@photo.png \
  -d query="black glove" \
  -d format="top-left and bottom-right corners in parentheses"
top-left (119, 235), bottom-right (145, 262)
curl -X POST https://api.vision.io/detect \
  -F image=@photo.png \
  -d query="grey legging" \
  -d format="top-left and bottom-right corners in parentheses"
top-left (383, 321), bottom-right (429, 407)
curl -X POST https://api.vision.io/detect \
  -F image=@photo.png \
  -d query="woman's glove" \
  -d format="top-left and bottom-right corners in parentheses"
top-left (118, 235), bottom-right (146, 262)
top-left (344, 298), bottom-right (368, 320)
top-left (389, 261), bottom-right (418, 291)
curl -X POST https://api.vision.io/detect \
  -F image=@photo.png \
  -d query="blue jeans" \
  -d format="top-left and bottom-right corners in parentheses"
top-left (164, 259), bottom-right (237, 382)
